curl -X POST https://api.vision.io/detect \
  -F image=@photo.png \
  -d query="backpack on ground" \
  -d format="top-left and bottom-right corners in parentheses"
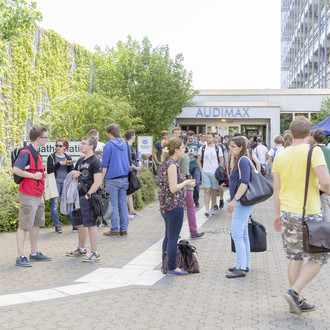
top-left (201, 144), bottom-right (220, 168)
top-left (11, 145), bottom-right (39, 184)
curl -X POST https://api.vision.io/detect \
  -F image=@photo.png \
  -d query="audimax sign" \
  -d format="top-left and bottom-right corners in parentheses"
top-left (195, 107), bottom-right (250, 118)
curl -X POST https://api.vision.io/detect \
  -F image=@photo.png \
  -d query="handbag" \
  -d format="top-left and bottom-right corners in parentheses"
top-left (44, 172), bottom-right (59, 200)
top-left (162, 240), bottom-right (200, 274)
top-left (238, 156), bottom-right (273, 206)
top-left (231, 216), bottom-right (267, 252)
top-left (126, 142), bottom-right (141, 195)
top-left (302, 145), bottom-right (330, 253)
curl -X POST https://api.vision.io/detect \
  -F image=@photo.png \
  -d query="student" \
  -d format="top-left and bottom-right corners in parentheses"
top-left (13, 126), bottom-right (51, 267)
top-left (66, 136), bottom-right (103, 262)
top-left (153, 130), bottom-right (169, 166)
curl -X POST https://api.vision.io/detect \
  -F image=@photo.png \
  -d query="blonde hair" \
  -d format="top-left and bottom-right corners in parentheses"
top-left (290, 116), bottom-right (312, 139)
top-left (283, 133), bottom-right (292, 148)
top-left (274, 135), bottom-right (284, 145)
top-left (161, 137), bottom-right (183, 162)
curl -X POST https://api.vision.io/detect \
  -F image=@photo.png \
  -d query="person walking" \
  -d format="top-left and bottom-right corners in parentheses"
top-left (102, 124), bottom-right (131, 236)
top-left (158, 137), bottom-right (195, 275)
top-left (273, 116), bottom-right (330, 315)
top-left (226, 136), bottom-right (254, 278)
top-left (197, 132), bottom-right (224, 217)
top-left (254, 137), bottom-right (268, 176)
top-left (47, 139), bottom-right (76, 233)
top-left (66, 136), bottom-right (103, 262)
top-left (12, 126), bottom-right (51, 267)
top-left (266, 135), bottom-right (284, 179)
top-left (187, 130), bottom-right (201, 208)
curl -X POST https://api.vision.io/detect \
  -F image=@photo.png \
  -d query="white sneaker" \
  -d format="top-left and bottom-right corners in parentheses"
top-left (211, 207), bottom-right (217, 215)
top-left (128, 214), bottom-right (134, 220)
top-left (82, 251), bottom-right (100, 263)
top-left (204, 210), bottom-right (210, 217)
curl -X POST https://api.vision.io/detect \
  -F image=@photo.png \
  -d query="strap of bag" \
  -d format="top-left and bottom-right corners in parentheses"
top-left (302, 145), bottom-right (315, 226)
top-left (126, 142), bottom-right (132, 166)
top-left (238, 156), bottom-right (256, 180)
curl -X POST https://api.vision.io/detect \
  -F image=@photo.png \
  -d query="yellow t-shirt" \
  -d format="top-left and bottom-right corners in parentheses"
top-left (273, 144), bottom-right (326, 214)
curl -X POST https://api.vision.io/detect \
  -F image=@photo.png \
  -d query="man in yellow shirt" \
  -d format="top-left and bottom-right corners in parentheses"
top-left (273, 116), bottom-right (330, 316)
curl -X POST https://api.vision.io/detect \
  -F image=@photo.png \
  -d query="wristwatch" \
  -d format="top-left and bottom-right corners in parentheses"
top-left (234, 196), bottom-right (240, 201)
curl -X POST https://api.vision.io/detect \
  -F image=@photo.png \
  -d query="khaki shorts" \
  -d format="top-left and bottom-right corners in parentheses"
top-left (280, 211), bottom-right (330, 265)
top-left (19, 192), bottom-right (45, 230)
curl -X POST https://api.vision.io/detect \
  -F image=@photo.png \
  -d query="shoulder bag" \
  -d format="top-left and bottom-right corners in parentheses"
top-left (126, 142), bottom-right (140, 195)
top-left (238, 156), bottom-right (273, 206)
top-left (44, 155), bottom-right (59, 200)
top-left (302, 145), bottom-right (330, 253)
top-left (231, 216), bottom-right (267, 252)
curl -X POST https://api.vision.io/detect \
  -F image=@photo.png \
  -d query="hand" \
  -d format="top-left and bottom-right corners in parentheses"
top-left (85, 194), bottom-right (89, 200)
top-left (72, 171), bottom-right (81, 180)
top-left (226, 200), bottom-right (237, 213)
top-left (59, 161), bottom-right (67, 166)
top-left (274, 216), bottom-right (282, 232)
top-left (185, 179), bottom-right (195, 188)
top-left (34, 172), bottom-right (43, 180)
top-left (138, 167), bottom-right (143, 171)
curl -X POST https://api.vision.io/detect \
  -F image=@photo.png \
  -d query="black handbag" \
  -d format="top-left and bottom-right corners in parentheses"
top-left (126, 142), bottom-right (140, 195)
top-left (231, 216), bottom-right (267, 252)
top-left (302, 145), bottom-right (330, 253)
top-left (238, 156), bottom-right (273, 206)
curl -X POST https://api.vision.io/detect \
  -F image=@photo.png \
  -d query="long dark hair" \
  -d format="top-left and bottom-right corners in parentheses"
top-left (230, 136), bottom-right (247, 170)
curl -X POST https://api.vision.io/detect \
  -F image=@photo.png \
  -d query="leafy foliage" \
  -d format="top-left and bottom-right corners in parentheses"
top-left (94, 36), bottom-right (198, 137)
top-left (36, 91), bottom-right (144, 142)
top-left (311, 97), bottom-right (330, 125)
top-left (132, 169), bottom-right (156, 210)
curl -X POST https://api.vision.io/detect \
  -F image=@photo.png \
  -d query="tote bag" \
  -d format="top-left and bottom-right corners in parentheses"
top-left (44, 172), bottom-right (59, 200)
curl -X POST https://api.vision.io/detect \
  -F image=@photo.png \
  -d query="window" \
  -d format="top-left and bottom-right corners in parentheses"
top-left (280, 113), bottom-right (293, 133)
top-left (294, 113), bottom-right (308, 118)
top-left (310, 113), bottom-right (317, 121)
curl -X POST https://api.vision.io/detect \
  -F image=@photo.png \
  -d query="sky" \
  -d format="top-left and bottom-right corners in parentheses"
top-left (34, 0), bottom-right (281, 90)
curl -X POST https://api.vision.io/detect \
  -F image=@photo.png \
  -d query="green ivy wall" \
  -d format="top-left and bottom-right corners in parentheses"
top-left (0, 28), bottom-right (94, 157)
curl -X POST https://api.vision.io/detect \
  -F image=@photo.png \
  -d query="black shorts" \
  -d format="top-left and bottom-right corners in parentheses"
top-left (72, 196), bottom-right (97, 227)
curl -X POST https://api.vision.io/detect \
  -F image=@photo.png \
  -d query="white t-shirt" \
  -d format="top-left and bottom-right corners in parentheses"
top-left (95, 141), bottom-right (105, 160)
top-left (267, 145), bottom-right (284, 161)
top-left (198, 145), bottom-right (223, 173)
top-left (254, 144), bottom-right (268, 165)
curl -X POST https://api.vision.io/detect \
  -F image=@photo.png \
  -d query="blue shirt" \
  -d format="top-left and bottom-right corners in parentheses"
top-left (229, 157), bottom-right (251, 200)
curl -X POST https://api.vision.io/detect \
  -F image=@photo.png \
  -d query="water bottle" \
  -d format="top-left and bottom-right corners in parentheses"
top-left (137, 152), bottom-right (142, 168)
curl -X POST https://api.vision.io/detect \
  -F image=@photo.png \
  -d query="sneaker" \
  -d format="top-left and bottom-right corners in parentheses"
top-left (55, 226), bottom-right (62, 234)
top-left (290, 299), bottom-right (315, 313)
top-left (226, 269), bottom-right (246, 278)
top-left (195, 203), bottom-right (200, 208)
top-left (29, 252), bottom-right (51, 262)
top-left (228, 266), bottom-right (249, 273)
top-left (191, 232), bottom-right (205, 239)
top-left (128, 214), bottom-right (134, 220)
top-left (103, 230), bottom-right (120, 236)
top-left (130, 211), bottom-right (142, 218)
top-left (284, 289), bottom-right (302, 315)
top-left (219, 199), bottom-right (224, 209)
top-left (120, 231), bottom-right (128, 236)
top-left (204, 210), bottom-right (210, 217)
top-left (213, 205), bottom-right (218, 211)
top-left (66, 247), bottom-right (87, 257)
top-left (82, 251), bottom-right (100, 263)
top-left (72, 226), bottom-right (78, 233)
top-left (211, 207), bottom-right (217, 215)
top-left (167, 269), bottom-right (188, 275)
top-left (16, 256), bottom-right (32, 267)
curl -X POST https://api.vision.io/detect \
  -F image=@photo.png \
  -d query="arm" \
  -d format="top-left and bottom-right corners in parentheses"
top-left (219, 155), bottom-right (224, 168)
top-left (226, 183), bottom-right (248, 213)
top-left (47, 155), bottom-right (61, 174)
top-left (251, 152), bottom-right (261, 172)
top-left (273, 172), bottom-right (282, 231)
top-left (266, 156), bottom-right (273, 177)
top-left (13, 167), bottom-right (43, 180)
top-left (85, 172), bottom-right (103, 199)
top-left (197, 154), bottom-right (202, 172)
top-left (314, 165), bottom-right (330, 195)
top-left (168, 163), bottom-right (193, 194)
top-left (153, 148), bottom-right (160, 165)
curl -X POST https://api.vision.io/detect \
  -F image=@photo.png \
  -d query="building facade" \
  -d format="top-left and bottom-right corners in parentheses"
top-left (176, 89), bottom-right (330, 147)
top-left (281, 0), bottom-right (330, 89)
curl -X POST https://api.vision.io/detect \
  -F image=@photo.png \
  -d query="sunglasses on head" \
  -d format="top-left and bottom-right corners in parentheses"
top-left (55, 145), bottom-right (64, 148)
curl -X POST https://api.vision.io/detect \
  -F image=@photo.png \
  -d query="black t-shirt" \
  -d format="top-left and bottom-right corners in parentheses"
top-left (75, 155), bottom-right (102, 195)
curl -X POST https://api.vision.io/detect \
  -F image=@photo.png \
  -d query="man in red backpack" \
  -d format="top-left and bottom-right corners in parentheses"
top-left (12, 126), bottom-right (51, 267)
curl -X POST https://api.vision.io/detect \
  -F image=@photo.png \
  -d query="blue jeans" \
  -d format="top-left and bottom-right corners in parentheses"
top-left (231, 202), bottom-right (254, 270)
top-left (189, 167), bottom-right (200, 204)
top-left (50, 182), bottom-right (73, 227)
top-left (161, 207), bottom-right (184, 271)
top-left (105, 177), bottom-right (129, 232)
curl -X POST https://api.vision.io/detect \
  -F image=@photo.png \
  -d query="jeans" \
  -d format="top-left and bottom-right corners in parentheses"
top-left (189, 167), bottom-right (200, 204)
top-left (231, 202), bottom-right (254, 270)
top-left (50, 182), bottom-right (73, 227)
top-left (105, 177), bottom-right (129, 232)
top-left (161, 207), bottom-right (184, 271)
top-left (185, 190), bottom-right (197, 236)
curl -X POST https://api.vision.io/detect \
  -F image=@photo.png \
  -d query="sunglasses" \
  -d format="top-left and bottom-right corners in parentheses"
top-left (55, 145), bottom-right (64, 148)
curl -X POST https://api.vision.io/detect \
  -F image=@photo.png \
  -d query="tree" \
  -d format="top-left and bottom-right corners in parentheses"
top-left (36, 91), bottom-right (144, 141)
top-left (93, 36), bottom-right (198, 137)
top-left (311, 97), bottom-right (330, 125)
top-left (0, 0), bottom-right (42, 42)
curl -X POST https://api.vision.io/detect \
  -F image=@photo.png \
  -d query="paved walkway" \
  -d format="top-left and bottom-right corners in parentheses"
top-left (0, 189), bottom-right (330, 329)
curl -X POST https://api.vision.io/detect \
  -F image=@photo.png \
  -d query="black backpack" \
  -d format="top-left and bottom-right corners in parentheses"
top-left (11, 145), bottom-right (39, 184)
top-left (215, 166), bottom-right (228, 184)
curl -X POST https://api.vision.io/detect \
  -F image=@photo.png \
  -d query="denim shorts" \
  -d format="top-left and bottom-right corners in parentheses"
top-left (201, 172), bottom-right (218, 190)
top-left (72, 196), bottom-right (97, 227)
top-left (280, 211), bottom-right (330, 265)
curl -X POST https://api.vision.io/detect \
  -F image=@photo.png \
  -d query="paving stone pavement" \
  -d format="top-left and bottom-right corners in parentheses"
top-left (1, 188), bottom-right (330, 329)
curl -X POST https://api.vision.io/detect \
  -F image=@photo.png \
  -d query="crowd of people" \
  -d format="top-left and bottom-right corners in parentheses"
top-left (11, 116), bottom-right (330, 316)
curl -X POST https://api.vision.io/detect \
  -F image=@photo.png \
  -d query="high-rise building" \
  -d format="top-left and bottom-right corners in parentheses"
top-left (281, 0), bottom-right (330, 88)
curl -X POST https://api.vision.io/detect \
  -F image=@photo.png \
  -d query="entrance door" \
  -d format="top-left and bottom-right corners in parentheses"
top-left (241, 125), bottom-right (266, 139)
